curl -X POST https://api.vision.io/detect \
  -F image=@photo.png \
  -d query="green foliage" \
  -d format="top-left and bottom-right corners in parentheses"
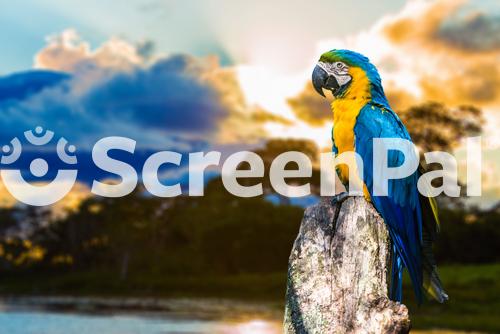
top-left (434, 206), bottom-right (500, 263)
top-left (404, 264), bottom-right (500, 332)
top-left (0, 179), bottom-right (302, 278)
top-left (0, 177), bottom-right (498, 277)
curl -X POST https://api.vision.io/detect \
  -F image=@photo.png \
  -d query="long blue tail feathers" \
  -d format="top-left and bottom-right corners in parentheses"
top-left (390, 244), bottom-right (403, 302)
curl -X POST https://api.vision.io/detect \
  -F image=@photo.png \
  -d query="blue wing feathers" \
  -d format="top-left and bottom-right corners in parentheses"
top-left (354, 103), bottom-right (424, 303)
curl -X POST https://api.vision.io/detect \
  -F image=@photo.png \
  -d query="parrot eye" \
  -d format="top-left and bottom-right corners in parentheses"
top-left (335, 62), bottom-right (348, 72)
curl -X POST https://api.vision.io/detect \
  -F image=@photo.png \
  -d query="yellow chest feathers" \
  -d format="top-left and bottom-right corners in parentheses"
top-left (331, 67), bottom-right (371, 155)
top-left (331, 67), bottom-right (371, 185)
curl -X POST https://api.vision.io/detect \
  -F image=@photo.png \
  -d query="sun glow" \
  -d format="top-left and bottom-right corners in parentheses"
top-left (236, 65), bottom-right (306, 118)
top-left (226, 319), bottom-right (281, 334)
top-left (236, 64), bottom-right (333, 147)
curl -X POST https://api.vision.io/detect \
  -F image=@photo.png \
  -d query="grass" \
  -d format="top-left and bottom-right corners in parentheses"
top-left (403, 263), bottom-right (500, 333)
top-left (0, 263), bottom-right (499, 332)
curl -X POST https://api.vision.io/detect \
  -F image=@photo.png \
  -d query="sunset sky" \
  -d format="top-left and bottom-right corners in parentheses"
top-left (0, 0), bottom-right (498, 207)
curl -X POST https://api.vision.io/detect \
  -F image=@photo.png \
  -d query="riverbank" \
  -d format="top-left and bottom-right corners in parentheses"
top-left (0, 263), bottom-right (498, 332)
top-left (0, 295), bottom-right (282, 321)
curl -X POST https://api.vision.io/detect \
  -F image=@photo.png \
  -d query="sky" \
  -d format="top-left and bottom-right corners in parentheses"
top-left (0, 0), bottom-right (499, 208)
top-left (0, 0), bottom-right (410, 74)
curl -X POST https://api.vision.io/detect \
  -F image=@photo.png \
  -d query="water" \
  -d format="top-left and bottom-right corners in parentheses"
top-left (0, 310), bottom-right (478, 334)
top-left (0, 310), bottom-right (282, 334)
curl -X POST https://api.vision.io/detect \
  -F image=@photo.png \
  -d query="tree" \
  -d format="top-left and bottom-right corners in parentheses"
top-left (399, 102), bottom-right (483, 153)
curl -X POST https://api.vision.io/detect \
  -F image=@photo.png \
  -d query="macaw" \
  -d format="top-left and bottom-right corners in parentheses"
top-left (312, 49), bottom-right (448, 304)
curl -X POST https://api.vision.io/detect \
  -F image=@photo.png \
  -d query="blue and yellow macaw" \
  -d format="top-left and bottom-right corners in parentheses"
top-left (312, 49), bottom-right (448, 304)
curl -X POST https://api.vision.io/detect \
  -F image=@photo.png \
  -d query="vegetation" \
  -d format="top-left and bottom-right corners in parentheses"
top-left (404, 263), bottom-right (500, 332)
top-left (0, 103), bottom-right (495, 331)
top-left (0, 181), bottom-right (498, 331)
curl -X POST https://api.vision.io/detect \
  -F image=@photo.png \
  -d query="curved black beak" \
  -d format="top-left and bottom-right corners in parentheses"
top-left (312, 64), bottom-right (340, 97)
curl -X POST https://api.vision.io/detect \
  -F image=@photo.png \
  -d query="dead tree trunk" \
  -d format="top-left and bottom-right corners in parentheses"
top-left (284, 197), bottom-right (410, 334)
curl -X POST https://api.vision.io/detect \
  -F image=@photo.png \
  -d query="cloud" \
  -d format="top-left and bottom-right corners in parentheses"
top-left (250, 108), bottom-right (294, 126)
top-left (0, 181), bottom-right (17, 208)
top-left (381, 0), bottom-right (464, 47)
top-left (288, 0), bottom-right (482, 126)
top-left (0, 30), bottom-right (274, 151)
top-left (0, 71), bottom-right (69, 102)
top-left (0, 177), bottom-right (91, 219)
top-left (0, 29), bottom-right (287, 198)
top-left (378, 0), bottom-right (500, 108)
top-left (287, 83), bottom-right (332, 127)
top-left (83, 55), bottom-right (229, 135)
top-left (438, 12), bottom-right (500, 51)
top-left (0, 64), bottom-right (217, 150)
top-left (34, 29), bottom-right (145, 73)
top-left (204, 64), bottom-right (292, 145)
top-left (286, 0), bottom-right (500, 129)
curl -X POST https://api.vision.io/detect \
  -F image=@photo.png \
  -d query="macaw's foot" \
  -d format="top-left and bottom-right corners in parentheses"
top-left (331, 192), bottom-right (349, 206)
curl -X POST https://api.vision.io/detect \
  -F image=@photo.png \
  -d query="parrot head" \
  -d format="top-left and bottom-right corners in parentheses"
top-left (312, 49), bottom-right (384, 101)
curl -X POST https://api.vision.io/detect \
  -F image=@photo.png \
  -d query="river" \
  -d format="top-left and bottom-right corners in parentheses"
top-left (0, 310), bottom-right (282, 334)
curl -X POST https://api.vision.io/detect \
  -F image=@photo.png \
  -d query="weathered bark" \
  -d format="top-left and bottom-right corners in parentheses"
top-left (284, 197), bottom-right (410, 334)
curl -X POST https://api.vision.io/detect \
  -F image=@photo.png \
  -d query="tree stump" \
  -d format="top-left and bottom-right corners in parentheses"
top-left (284, 197), bottom-right (411, 334)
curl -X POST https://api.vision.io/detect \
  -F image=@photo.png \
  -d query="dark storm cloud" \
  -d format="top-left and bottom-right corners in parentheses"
top-left (438, 12), bottom-right (500, 51)
top-left (83, 55), bottom-right (228, 134)
top-left (0, 54), bottom-right (229, 149)
top-left (0, 70), bottom-right (69, 101)
top-left (0, 53), bottom-right (239, 186)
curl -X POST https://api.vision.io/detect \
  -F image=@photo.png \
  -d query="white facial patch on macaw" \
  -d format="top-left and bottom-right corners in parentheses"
top-left (317, 61), bottom-right (351, 86)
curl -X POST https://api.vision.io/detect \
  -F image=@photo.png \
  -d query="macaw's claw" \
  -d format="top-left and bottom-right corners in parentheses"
top-left (331, 192), bottom-right (349, 206)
